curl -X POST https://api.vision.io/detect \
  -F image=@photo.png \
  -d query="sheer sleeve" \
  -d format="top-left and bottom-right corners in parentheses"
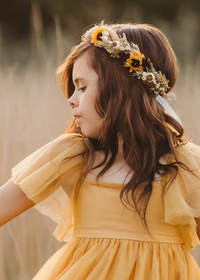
top-left (11, 133), bottom-right (86, 242)
top-left (164, 142), bottom-right (200, 249)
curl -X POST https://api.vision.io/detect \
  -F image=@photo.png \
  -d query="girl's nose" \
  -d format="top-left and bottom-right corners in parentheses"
top-left (68, 94), bottom-right (78, 108)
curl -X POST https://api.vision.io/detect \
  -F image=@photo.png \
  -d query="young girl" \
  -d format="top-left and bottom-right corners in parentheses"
top-left (1, 21), bottom-right (200, 280)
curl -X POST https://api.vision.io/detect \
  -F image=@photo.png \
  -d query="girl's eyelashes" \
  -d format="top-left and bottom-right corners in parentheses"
top-left (78, 86), bottom-right (86, 92)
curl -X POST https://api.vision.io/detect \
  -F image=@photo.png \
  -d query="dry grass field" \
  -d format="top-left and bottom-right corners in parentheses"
top-left (0, 27), bottom-right (200, 279)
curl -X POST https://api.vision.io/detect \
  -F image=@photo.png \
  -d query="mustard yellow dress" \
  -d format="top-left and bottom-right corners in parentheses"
top-left (11, 133), bottom-right (200, 280)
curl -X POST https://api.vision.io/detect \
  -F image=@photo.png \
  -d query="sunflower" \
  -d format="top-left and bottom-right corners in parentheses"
top-left (130, 50), bottom-right (144, 61)
top-left (91, 27), bottom-right (106, 46)
top-left (124, 51), bottom-right (144, 72)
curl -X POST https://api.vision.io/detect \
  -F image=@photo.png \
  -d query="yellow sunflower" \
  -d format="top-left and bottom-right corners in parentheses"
top-left (91, 27), bottom-right (105, 46)
top-left (130, 50), bottom-right (144, 62)
top-left (124, 51), bottom-right (144, 72)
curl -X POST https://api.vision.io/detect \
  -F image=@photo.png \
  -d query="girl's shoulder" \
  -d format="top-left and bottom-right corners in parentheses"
top-left (25, 132), bottom-right (86, 162)
top-left (11, 133), bottom-right (86, 203)
top-left (47, 132), bottom-right (85, 150)
top-left (173, 141), bottom-right (200, 169)
top-left (50, 133), bottom-right (86, 157)
top-left (164, 141), bottom-right (200, 250)
top-left (175, 141), bottom-right (200, 153)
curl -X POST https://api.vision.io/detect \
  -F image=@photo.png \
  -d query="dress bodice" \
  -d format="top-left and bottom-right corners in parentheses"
top-left (73, 177), bottom-right (183, 244)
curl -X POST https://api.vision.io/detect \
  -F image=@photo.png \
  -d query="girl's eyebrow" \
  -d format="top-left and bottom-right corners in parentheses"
top-left (73, 78), bottom-right (86, 84)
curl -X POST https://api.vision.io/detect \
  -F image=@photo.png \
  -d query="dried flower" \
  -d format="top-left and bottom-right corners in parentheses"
top-left (91, 27), bottom-right (106, 46)
top-left (124, 51), bottom-right (144, 72)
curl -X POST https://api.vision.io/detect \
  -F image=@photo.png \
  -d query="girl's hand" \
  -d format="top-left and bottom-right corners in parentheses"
top-left (0, 181), bottom-right (35, 226)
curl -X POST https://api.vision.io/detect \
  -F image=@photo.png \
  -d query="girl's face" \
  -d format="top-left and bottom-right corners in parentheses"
top-left (68, 53), bottom-right (103, 139)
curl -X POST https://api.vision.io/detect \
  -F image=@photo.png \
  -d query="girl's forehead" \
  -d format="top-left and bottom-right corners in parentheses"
top-left (72, 53), bottom-right (98, 83)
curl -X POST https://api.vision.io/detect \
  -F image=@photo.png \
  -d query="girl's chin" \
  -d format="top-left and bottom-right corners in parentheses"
top-left (81, 131), bottom-right (100, 139)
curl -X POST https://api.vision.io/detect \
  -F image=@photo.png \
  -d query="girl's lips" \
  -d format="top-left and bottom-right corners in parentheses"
top-left (74, 115), bottom-right (81, 121)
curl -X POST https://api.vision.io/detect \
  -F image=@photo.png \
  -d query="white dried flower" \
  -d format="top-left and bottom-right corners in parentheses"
top-left (112, 41), bottom-right (120, 49)
top-left (155, 83), bottom-right (161, 89)
top-left (102, 35), bottom-right (109, 41)
top-left (142, 72), bottom-right (156, 83)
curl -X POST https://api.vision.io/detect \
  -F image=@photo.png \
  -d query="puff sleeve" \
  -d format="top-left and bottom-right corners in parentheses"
top-left (164, 142), bottom-right (200, 249)
top-left (11, 133), bottom-right (86, 242)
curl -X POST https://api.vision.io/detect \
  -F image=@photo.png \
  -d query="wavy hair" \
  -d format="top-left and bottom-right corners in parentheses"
top-left (57, 23), bottom-right (188, 230)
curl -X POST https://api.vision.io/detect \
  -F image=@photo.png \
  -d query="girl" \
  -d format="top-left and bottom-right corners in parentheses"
top-left (1, 22), bottom-right (200, 280)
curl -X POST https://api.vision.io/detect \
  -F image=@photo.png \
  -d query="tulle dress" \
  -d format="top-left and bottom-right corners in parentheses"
top-left (11, 133), bottom-right (200, 280)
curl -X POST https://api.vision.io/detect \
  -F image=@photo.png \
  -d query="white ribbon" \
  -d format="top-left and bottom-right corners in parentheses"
top-left (156, 94), bottom-right (182, 125)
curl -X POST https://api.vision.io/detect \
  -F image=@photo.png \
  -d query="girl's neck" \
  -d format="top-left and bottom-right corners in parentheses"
top-left (87, 138), bottom-right (133, 184)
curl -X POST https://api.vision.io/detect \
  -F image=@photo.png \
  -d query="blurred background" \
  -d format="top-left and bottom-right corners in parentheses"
top-left (0, 0), bottom-right (200, 279)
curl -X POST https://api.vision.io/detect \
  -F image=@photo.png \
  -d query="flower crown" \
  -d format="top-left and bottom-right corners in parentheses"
top-left (82, 23), bottom-right (170, 97)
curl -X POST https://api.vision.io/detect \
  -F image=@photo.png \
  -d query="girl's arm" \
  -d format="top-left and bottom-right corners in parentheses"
top-left (195, 218), bottom-right (200, 239)
top-left (0, 181), bottom-right (35, 226)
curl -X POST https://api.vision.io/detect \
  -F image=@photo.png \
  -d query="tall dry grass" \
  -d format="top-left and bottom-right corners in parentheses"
top-left (0, 55), bottom-right (73, 279)
top-left (0, 9), bottom-right (200, 279)
top-left (0, 7), bottom-right (75, 279)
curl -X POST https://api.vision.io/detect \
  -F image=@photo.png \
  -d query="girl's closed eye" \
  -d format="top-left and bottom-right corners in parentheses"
top-left (78, 86), bottom-right (86, 92)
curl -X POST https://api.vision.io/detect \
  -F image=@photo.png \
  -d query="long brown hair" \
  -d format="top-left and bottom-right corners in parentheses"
top-left (57, 23), bottom-right (188, 230)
